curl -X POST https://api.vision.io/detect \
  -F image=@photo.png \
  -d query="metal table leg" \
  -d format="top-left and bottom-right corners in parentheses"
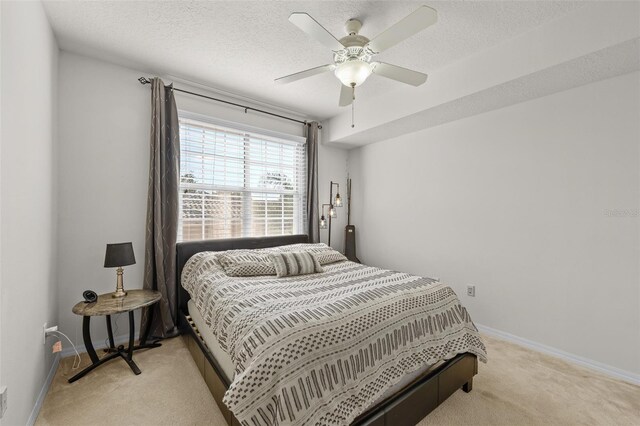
top-left (106, 315), bottom-right (115, 349)
top-left (68, 309), bottom-right (162, 383)
top-left (69, 316), bottom-right (120, 383)
top-left (128, 311), bottom-right (135, 360)
top-left (83, 316), bottom-right (99, 364)
top-left (120, 311), bottom-right (141, 375)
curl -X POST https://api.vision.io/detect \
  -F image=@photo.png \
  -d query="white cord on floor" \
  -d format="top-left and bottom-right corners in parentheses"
top-left (48, 330), bottom-right (81, 370)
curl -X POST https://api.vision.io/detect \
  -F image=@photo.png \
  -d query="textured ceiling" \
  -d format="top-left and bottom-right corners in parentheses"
top-left (43, 1), bottom-right (582, 120)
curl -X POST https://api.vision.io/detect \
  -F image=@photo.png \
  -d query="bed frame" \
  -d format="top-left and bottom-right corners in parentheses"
top-left (176, 235), bottom-right (477, 426)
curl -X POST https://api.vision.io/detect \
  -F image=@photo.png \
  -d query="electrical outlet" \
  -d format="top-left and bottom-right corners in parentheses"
top-left (467, 285), bottom-right (476, 297)
top-left (43, 323), bottom-right (58, 344)
top-left (1, 386), bottom-right (7, 419)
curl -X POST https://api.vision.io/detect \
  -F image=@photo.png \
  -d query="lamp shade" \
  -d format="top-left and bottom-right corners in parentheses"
top-left (334, 193), bottom-right (342, 207)
top-left (104, 242), bottom-right (136, 268)
top-left (334, 59), bottom-right (372, 87)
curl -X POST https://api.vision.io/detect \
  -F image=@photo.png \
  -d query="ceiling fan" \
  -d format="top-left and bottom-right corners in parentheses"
top-left (275, 6), bottom-right (438, 108)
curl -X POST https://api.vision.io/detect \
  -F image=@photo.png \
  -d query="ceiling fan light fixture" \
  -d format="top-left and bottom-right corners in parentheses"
top-left (279, 6), bottom-right (438, 109)
top-left (334, 59), bottom-right (372, 87)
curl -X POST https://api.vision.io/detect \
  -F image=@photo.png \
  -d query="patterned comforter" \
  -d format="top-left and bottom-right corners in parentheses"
top-left (182, 248), bottom-right (487, 426)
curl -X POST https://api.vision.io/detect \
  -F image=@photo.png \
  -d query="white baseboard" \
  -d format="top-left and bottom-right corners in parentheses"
top-left (26, 353), bottom-right (60, 426)
top-left (60, 332), bottom-right (140, 358)
top-left (476, 323), bottom-right (640, 386)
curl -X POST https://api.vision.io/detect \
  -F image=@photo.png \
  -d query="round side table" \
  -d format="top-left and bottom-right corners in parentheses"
top-left (69, 289), bottom-right (162, 383)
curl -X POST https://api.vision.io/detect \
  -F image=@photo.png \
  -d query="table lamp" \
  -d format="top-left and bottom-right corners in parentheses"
top-left (104, 242), bottom-right (136, 298)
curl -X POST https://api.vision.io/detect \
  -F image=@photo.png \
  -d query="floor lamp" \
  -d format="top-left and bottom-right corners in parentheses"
top-left (320, 181), bottom-right (342, 246)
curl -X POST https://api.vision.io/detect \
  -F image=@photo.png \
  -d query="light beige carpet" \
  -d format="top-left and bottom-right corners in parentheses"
top-left (36, 334), bottom-right (639, 426)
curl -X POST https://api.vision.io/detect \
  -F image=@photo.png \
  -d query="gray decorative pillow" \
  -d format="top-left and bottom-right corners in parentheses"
top-left (217, 251), bottom-right (275, 277)
top-left (312, 249), bottom-right (347, 265)
top-left (277, 243), bottom-right (348, 265)
top-left (302, 246), bottom-right (347, 265)
top-left (269, 251), bottom-right (323, 278)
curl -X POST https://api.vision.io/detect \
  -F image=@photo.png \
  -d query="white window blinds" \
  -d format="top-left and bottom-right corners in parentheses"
top-left (178, 115), bottom-right (307, 241)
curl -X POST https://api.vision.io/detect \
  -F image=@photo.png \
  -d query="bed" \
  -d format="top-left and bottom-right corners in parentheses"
top-left (176, 235), bottom-right (486, 426)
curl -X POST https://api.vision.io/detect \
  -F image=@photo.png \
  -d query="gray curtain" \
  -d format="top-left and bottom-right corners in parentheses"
top-left (140, 78), bottom-right (180, 339)
top-left (306, 122), bottom-right (320, 243)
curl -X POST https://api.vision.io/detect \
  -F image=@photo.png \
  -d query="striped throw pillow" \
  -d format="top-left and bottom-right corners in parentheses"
top-left (218, 251), bottom-right (276, 276)
top-left (269, 251), bottom-right (323, 278)
top-left (276, 243), bottom-right (348, 265)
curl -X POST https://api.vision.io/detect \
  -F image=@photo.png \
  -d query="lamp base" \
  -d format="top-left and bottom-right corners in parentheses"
top-left (112, 267), bottom-right (127, 298)
top-left (112, 289), bottom-right (127, 298)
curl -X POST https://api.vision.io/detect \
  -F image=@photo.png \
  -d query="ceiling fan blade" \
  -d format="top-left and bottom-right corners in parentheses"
top-left (289, 13), bottom-right (345, 52)
top-left (339, 84), bottom-right (353, 107)
top-left (275, 64), bottom-right (335, 84)
top-left (371, 62), bottom-right (428, 86)
top-left (366, 6), bottom-right (437, 54)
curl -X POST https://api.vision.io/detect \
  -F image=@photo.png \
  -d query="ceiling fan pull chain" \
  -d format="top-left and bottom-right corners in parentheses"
top-left (351, 99), bottom-right (355, 128)
top-left (351, 85), bottom-right (356, 128)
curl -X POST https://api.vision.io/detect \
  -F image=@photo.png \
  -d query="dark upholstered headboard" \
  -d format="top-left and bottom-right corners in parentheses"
top-left (176, 234), bottom-right (309, 315)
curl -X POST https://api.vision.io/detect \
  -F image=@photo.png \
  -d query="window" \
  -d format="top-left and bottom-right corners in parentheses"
top-left (178, 113), bottom-right (307, 241)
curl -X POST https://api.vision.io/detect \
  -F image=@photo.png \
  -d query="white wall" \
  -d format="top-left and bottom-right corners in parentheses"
top-left (0, 1), bottom-right (59, 424)
top-left (348, 72), bottom-right (640, 377)
top-left (57, 52), bottom-right (348, 344)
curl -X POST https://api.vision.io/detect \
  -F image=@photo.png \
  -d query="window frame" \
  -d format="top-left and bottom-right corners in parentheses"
top-left (177, 111), bottom-right (307, 242)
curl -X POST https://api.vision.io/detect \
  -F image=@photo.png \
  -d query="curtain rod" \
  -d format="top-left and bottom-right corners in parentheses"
top-left (138, 77), bottom-right (321, 129)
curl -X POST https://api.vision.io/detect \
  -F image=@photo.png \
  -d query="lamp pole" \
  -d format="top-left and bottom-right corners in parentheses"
top-left (321, 182), bottom-right (343, 247)
top-left (329, 184), bottom-right (334, 247)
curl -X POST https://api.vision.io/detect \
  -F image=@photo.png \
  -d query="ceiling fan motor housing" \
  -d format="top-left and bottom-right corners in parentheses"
top-left (344, 18), bottom-right (362, 36)
top-left (334, 24), bottom-right (373, 87)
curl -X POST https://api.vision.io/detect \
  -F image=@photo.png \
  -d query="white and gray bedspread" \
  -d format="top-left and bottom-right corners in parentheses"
top-left (182, 249), bottom-right (487, 426)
